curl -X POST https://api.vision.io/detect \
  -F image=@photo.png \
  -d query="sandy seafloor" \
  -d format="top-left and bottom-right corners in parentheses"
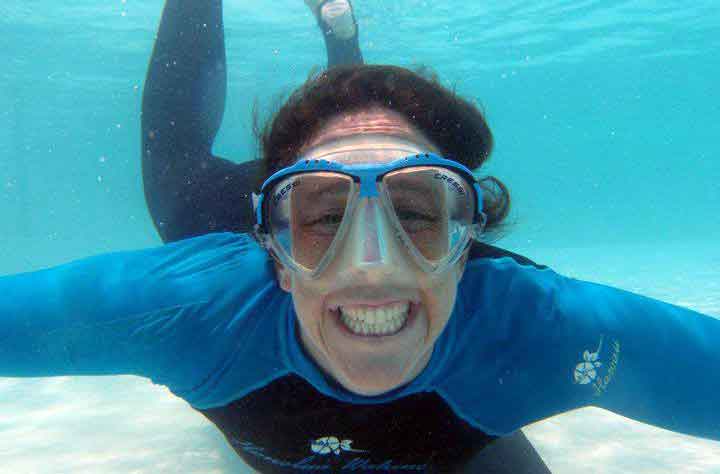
top-left (0, 242), bottom-right (718, 474)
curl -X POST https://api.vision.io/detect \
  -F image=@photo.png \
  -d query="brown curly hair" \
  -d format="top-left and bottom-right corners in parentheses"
top-left (253, 64), bottom-right (512, 241)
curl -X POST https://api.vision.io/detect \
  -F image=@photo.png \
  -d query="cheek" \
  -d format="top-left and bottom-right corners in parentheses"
top-left (291, 281), bottom-right (326, 326)
top-left (434, 287), bottom-right (456, 320)
top-left (420, 277), bottom-right (458, 322)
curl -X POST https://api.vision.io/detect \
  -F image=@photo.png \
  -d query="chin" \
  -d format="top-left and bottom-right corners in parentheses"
top-left (342, 380), bottom-right (401, 397)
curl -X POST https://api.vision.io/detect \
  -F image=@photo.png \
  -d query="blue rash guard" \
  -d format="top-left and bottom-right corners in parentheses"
top-left (1, 232), bottom-right (719, 473)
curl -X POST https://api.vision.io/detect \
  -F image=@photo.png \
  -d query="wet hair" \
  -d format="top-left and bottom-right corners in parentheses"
top-left (252, 64), bottom-right (512, 241)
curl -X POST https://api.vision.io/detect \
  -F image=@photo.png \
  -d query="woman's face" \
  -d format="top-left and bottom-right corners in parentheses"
top-left (274, 107), bottom-right (469, 396)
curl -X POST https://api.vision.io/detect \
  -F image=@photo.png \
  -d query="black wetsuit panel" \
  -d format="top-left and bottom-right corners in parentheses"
top-left (199, 374), bottom-right (550, 474)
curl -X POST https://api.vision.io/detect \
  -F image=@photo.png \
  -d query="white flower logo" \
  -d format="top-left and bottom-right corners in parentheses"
top-left (574, 336), bottom-right (604, 385)
top-left (311, 436), bottom-right (369, 456)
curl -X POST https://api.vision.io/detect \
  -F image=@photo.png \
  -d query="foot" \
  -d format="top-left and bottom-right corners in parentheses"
top-left (305, 0), bottom-right (357, 40)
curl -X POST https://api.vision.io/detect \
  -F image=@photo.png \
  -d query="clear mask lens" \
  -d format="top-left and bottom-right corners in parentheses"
top-left (268, 171), bottom-right (353, 272)
top-left (381, 166), bottom-right (475, 264)
top-left (266, 166), bottom-right (476, 276)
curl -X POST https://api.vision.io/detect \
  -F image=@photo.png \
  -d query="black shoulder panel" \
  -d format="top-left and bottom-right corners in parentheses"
top-left (468, 241), bottom-right (548, 270)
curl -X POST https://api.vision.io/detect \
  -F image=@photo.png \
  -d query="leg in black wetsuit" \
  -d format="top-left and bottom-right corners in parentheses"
top-left (311, 0), bottom-right (364, 67)
top-left (141, 2), bottom-right (550, 472)
top-left (141, 0), bottom-right (362, 242)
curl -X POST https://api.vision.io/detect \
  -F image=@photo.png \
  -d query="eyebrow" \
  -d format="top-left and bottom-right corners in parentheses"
top-left (294, 170), bottom-right (449, 206)
top-left (299, 181), bottom-right (350, 201)
top-left (388, 175), bottom-right (440, 196)
top-left (390, 186), bottom-right (441, 209)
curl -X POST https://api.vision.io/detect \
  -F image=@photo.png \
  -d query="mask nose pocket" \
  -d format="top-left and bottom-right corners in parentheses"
top-left (349, 198), bottom-right (391, 268)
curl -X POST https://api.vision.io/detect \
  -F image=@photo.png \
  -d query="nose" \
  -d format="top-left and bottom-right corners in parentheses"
top-left (341, 197), bottom-right (397, 272)
top-left (328, 197), bottom-right (421, 289)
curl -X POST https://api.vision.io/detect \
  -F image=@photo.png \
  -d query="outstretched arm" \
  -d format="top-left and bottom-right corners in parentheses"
top-left (559, 276), bottom-right (720, 440)
top-left (142, 0), bottom-right (363, 243)
top-left (453, 260), bottom-right (720, 440)
top-left (0, 232), bottom-right (266, 396)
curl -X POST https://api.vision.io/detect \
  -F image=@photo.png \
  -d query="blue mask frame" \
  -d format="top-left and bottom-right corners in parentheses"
top-left (251, 153), bottom-right (488, 278)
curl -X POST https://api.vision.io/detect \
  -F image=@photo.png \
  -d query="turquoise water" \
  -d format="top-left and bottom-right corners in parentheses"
top-left (1, 1), bottom-right (719, 472)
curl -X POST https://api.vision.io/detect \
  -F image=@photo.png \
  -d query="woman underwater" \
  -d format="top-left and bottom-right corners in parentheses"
top-left (2, 1), bottom-right (720, 474)
top-left (141, 0), bottom-right (552, 471)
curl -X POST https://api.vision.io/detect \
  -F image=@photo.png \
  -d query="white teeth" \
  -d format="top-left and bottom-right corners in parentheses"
top-left (340, 301), bottom-right (409, 323)
top-left (338, 302), bottom-right (410, 336)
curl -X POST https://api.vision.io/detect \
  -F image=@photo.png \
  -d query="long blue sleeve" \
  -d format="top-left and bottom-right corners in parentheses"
top-left (438, 257), bottom-right (720, 440)
top-left (556, 272), bottom-right (719, 438)
top-left (0, 233), bottom-right (278, 396)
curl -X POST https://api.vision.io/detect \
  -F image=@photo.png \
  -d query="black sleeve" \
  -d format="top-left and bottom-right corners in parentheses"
top-left (141, 0), bottom-right (363, 243)
top-left (460, 431), bottom-right (551, 474)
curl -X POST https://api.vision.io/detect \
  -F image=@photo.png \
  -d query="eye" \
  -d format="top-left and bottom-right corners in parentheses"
top-left (396, 209), bottom-right (438, 222)
top-left (396, 209), bottom-right (439, 232)
top-left (302, 210), bottom-right (345, 234)
top-left (312, 213), bottom-right (343, 225)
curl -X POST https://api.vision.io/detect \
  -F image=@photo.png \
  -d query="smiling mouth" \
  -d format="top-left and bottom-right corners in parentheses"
top-left (330, 301), bottom-right (416, 338)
